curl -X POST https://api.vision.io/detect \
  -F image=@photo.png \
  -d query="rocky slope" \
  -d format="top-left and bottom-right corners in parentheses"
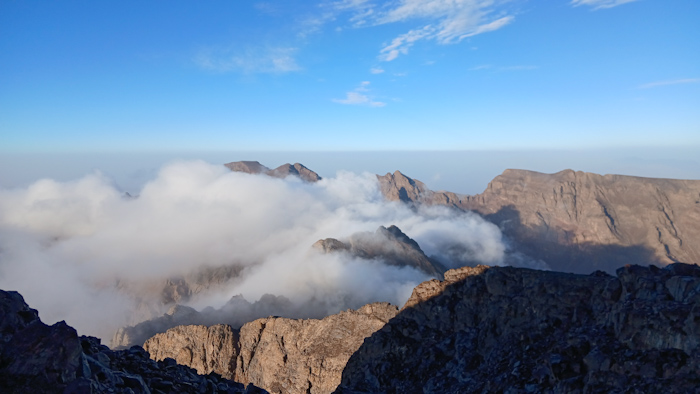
top-left (379, 168), bottom-right (700, 273)
top-left (225, 160), bottom-right (321, 182)
top-left (0, 289), bottom-right (265, 393)
top-left (313, 225), bottom-right (446, 278)
top-left (144, 303), bottom-right (398, 394)
top-left (336, 263), bottom-right (700, 393)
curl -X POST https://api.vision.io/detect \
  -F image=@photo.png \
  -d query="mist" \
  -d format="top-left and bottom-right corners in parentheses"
top-left (1, 160), bottom-right (515, 340)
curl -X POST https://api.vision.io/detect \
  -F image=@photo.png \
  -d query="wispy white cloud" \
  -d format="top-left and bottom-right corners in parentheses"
top-left (379, 25), bottom-right (433, 61)
top-left (370, 67), bottom-right (385, 74)
top-left (333, 81), bottom-right (386, 107)
top-left (570, 0), bottom-right (640, 10)
top-left (195, 46), bottom-right (301, 74)
top-left (638, 78), bottom-right (700, 89)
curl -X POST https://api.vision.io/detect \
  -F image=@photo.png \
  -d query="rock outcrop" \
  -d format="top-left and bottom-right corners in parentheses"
top-left (0, 289), bottom-right (264, 393)
top-left (225, 161), bottom-right (321, 182)
top-left (336, 263), bottom-right (700, 393)
top-left (378, 168), bottom-right (700, 273)
top-left (313, 225), bottom-right (446, 278)
top-left (144, 303), bottom-right (398, 394)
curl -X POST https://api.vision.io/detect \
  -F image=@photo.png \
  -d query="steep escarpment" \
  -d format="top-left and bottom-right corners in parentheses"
top-left (0, 289), bottom-right (264, 393)
top-left (378, 169), bottom-right (700, 273)
top-left (144, 303), bottom-right (398, 394)
top-left (336, 263), bottom-right (700, 393)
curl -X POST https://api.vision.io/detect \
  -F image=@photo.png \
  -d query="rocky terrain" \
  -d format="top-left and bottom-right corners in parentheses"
top-left (378, 168), bottom-right (700, 273)
top-left (113, 224), bottom-right (431, 349)
top-left (0, 289), bottom-right (265, 393)
top-left (313, 225), bottom-right (446, 278)
top-left (336, 263), bottom-right (700, 393)
top-left (143, 303), bottom-right (398, 394)
top-left (225, 160), bottom-right (321, 182)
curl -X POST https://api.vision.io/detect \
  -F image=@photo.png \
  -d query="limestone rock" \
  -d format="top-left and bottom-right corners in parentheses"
top-left (336, 263), bottom-right (700, 393)
top-left (377, 168), bottom-right (700, 273)
top-left (144, 302), bottom-right (398, 394)
top-left (144, 324), bottom-right (239, 379)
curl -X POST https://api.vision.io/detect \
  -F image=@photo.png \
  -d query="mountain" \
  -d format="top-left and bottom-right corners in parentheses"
top-left (143, 303), bottom-right (398, 394)
top-left (224, 161), bottom-right (322, 182)
top-left (0, 289), bottom-right (265, 393)
top-left (378, 169), bottom-right (700, 273)
top-left (313, 225), bottom-right (446, 278)
top-left (335, 263), bottom-right (700, 393)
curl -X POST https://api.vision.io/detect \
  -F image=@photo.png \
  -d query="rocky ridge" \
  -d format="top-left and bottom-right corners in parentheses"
top-left (0, 289), bottom-right (265, 393)
top-left (336, 263), bottom-right (700, 393)
top-left (225, 160), bottom-right (321, 182)
top-left (378, 168), bottom-right (700, 273)
top-left (312, 225), bottom-right (446, 278)
top-left (144, 303), bottom-right (398, 394)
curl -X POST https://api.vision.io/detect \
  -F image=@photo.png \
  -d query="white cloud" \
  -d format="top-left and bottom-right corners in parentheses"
top-left (638, 78), bottom-right (700, 89)
top-left (570, 0), bottom-right (640, 10)
top-left (370, 67), bottom-right (385, 74)
top-left (333, 81), bottom-right (386, 107)
top-left (0, 162), bottom-right (510, 338)
top-left (195, 46), bottom-right (301, 74)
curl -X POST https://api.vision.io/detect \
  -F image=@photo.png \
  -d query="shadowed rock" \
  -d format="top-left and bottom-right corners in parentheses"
top-left (336, 263), bottom-right (700, 393)
top-left (0, 289), bottom-right (265, 393)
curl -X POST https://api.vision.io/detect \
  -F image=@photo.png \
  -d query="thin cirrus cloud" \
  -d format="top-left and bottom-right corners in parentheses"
top-left (332, 81), bottom-right (386, 107)
top-left (195, 46), bottom-right (301, 74)
top-left (638, 78), bottom-right (700, 89)
top-left (570, 0), bottom-right (640, 10)
top-left (331, 0), bottom-right (516, 62)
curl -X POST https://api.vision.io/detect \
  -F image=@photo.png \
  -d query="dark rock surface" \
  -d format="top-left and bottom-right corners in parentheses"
top-left (224, 161), bottom-right (321, 182)
top-left (313, 225), bottom-right (446, 278)
top-left (378, 168), bottom-right (700, 273)
top-left (0, 289), bottom-right (265, 393)
top-left (335, 263), bottom-right (700, 393)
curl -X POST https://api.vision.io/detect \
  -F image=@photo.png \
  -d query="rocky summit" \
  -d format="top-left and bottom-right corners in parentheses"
top-left (0, 289), bottom-right (265, 393)
top-left (335, 263), bottom-right (700, 393)
top-left (378, 168), bottom-right (700, 274)
top-left (224, 160), bottom-right (321, 182)
top-left (313, 225), bottom-right (446, 278)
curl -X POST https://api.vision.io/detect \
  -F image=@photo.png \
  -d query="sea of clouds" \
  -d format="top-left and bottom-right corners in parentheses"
top-left (0, 160), bottom-right (517, 340)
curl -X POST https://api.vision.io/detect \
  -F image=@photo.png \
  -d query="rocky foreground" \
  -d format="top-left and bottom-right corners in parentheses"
top-left (0, 289), bottom-right (265, 393)
top-left (136, 263), bottom-right (700, 394)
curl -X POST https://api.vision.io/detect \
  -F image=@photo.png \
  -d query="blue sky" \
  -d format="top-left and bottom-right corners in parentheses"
top-left (2, 0), bottom-right (698, 153)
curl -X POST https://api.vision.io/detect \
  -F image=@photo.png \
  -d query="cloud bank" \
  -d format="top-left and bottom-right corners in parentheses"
top-left (0, 161), bottom-right (516, 340)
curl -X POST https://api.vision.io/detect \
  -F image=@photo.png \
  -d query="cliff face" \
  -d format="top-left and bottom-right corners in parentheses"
top-left (0, 290), bottom-right (263, 394)
top-left (379, 168), bottom-right (700, 273)
top-left (143, 303), bottom-right (398, 394)
top-left (336, 263), bottom-right (700, 393)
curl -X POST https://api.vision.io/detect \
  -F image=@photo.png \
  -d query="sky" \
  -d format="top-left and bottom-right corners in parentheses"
top-left (1, 0), bottom-right (698, 152)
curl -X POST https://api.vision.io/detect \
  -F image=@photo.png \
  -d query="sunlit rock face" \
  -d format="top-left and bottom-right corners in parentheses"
top-left (379, 168), bottom-right (700, 273)
top-left (225, 160), bottom-right (322, 182)
top-left (336, 263), bottom-right (700, 393)
top-left (144, 303), bottom-right (398, 394)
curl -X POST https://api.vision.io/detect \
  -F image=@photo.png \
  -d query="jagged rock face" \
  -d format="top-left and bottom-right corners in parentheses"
top-left (336, 263), bottom-right (700, 393)
top-left (225, 161), bottom-right (321, 182)
top-left (144, 324), bottom-right (239, 380)
top-left (0, 290), bottom-right (263, 393)
top-left (378, 168), bottom-right (700, 273)
top-left (313, 225), bottom-right (446, 278)
top-left (144, 302), bottom-right (398, 394)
